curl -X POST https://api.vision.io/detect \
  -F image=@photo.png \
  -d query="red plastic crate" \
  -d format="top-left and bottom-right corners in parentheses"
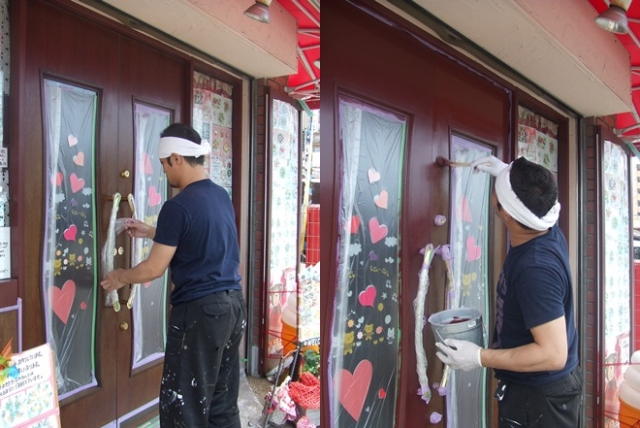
top-left (306, 205), bottom-right (320, 265)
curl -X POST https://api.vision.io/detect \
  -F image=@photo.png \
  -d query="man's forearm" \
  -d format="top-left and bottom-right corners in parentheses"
top-left (119, 260), bottom-right (164, 285)
top-left (481, 343), bottom-right (567, 372)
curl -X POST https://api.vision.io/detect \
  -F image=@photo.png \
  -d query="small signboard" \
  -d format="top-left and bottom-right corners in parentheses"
top-left (0, 343), bottom-right (60, 427)
top-left (0, 227), bottom-right (10, 279)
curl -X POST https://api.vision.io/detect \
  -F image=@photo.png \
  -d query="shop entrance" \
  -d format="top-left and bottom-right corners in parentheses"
top-left (21, 1), bottom-right (185, 425)
top-left (321, 2), bottom-right (512, 426)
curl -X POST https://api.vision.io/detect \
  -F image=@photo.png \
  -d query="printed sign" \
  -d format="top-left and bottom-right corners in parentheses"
top-left (0, 343), bottom-right (60, 427)
top-left (0, 227), bottom-right (10, 280)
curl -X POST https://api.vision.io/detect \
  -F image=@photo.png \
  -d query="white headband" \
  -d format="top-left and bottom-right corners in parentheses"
top-left (495, 163), bottom-right (560, 231)
top-left (158, 136), bottom-right (211, 159)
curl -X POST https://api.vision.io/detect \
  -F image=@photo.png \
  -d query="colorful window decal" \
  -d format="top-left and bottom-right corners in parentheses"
top-left (330, 96), bottom-right (406, 427)
top-left (446, 135), bottom-right (492, 427)
top-left (193, 71), bottom-right (233, 197)
top-left (602, 140), bottom-right (631, 425)
top-left (41, 79), bottom-right (98, 398)
top-left (517, 106), bottom-right (559, 173)
top-left (131, 103), bottom-right (170, 369)
top-left (264, 99), bottom-right (300, 373)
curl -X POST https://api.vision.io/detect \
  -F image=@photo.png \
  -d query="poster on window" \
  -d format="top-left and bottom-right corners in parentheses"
top-left (193, 71), bottom-right (233, 196)
top-left (517, 106), bottom-right (559, 174)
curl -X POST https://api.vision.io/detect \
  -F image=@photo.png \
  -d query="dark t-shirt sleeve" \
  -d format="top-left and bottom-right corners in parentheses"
top-left (153, 200), bottom-right (184, 247)
top-left (514, 265), bottom-right (566, 330)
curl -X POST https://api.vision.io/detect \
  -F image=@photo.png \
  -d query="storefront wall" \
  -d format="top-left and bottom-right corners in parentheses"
top-left (320, 1), bottom-right (584, 427)
top-left (8, 0), bottom-right (251, 425)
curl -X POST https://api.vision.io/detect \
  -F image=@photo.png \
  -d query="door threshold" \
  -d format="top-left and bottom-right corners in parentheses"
top-left (101, 398), bottom-right (159, 428)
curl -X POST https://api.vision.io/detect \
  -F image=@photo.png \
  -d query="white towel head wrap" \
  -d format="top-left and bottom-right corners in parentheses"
top-left (158, 136), bottom-right (211, 159)
top-left (495, 162), bottom-right (560, 231)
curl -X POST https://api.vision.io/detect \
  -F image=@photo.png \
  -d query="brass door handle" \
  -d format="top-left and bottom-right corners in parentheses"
top-left (119, 322), bottom-right (129, 331)
top-left (121, 170), bottom-right (130, 178)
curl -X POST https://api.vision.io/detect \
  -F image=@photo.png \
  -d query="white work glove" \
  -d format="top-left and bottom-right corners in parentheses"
top-left (470, 155), bottom-right (508, 177)
top-left (435, 338), bottom-right (483, 371)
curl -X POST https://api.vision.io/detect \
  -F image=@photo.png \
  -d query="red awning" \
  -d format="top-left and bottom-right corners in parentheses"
top-left (589, 0), bottom-right (640, 142)
top-left (277, 0), bottom-right (320, 110)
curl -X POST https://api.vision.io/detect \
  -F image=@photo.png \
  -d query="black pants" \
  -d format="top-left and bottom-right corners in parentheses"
top-left (498, 367), bottom-right (583, 428)
top-left (160, 290), bottom-right (246, 428)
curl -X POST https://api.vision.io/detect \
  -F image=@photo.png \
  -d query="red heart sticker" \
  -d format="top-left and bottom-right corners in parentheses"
top-left (63, 225), bottom-right (77, 242)
top-left (358, 285), bottom-right (376, 308)
top-left (369, 218), bottom-right (388, 244)
top-left (350, 216), bottom-right (360, 234)
top-left (70, 173), bottom-right (85, 193)
top-left (378, 388), bottom-right (387, 399)
top-left (466, 236), bottom-right (482, 262)
top-left (51, 280), bottom-right (76, 324)
top-left (336, 360), bottom-right (372, 422)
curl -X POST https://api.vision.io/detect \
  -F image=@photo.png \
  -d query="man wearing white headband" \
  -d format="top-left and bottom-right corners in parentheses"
top-left (101, 123), bottom-right (245, 427)
top-left (436, 156), bottom-right (582, 427)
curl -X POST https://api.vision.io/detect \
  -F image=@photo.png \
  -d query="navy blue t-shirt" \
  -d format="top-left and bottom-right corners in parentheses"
top-left (154, 179), bottom-right (241, 305)
top-left (492, 224), bottom-right (579, 386)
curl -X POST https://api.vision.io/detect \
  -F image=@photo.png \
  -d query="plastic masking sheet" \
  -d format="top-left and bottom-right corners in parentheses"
top-left (329, 96), bottom-right (406, 427)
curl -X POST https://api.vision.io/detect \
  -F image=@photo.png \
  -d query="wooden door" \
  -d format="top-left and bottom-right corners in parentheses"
top-left (20, 1), bottom-right (184, 425)
top-left (320, 1), bottom-right (511, 427)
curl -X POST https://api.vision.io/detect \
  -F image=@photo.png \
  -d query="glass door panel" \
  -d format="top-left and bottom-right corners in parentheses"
top-left (42, 79), bottom-right (99, 398)
top-left (131, 103), bottom-right (170, 368)
top-left (330, 95), bottom-right (406, 427)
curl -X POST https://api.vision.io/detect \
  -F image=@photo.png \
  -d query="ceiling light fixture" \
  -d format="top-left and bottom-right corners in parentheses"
top-left (244, 0), bottom-right (272, 24)
top-left (595, 0), bottom-right (632, 34)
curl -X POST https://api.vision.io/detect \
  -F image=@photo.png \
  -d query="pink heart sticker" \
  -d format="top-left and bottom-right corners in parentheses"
top-left (68, 135), bottom-right (78, 147)
top-left (466, 236), bottom-right (481, 262)
top-left (336, 360), bottom-right (373, 422)
top-left (358, 285), bottom-right (376, 307)
top-left (63, 225), bottom-right (78, 241)
top-left (350, 216), bottom-right (360, 234)
top-left (70, 173), bottom-right (84, 193)
top-left (54, 172), bottom-right (63, 186)
top-left (368, 168), bottom-right (381, 183)
top-left (460, 195), bottom-right (473, 223)
top-left (148, 185), bottom-right (162, 207)
top-left (51, 280), bottom-right (76, 324)
top-left (144, 153), bottom-right (154, 175)
top-left (374, 190), bottom-right (388, 209)
top-left (369, 218), bottom-right (388, 244)
top-left (73, 151), bottom-right (84, 166)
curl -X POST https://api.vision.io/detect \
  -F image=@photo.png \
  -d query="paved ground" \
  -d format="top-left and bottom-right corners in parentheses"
top-left (239, 370), bottom-right (269, 427)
